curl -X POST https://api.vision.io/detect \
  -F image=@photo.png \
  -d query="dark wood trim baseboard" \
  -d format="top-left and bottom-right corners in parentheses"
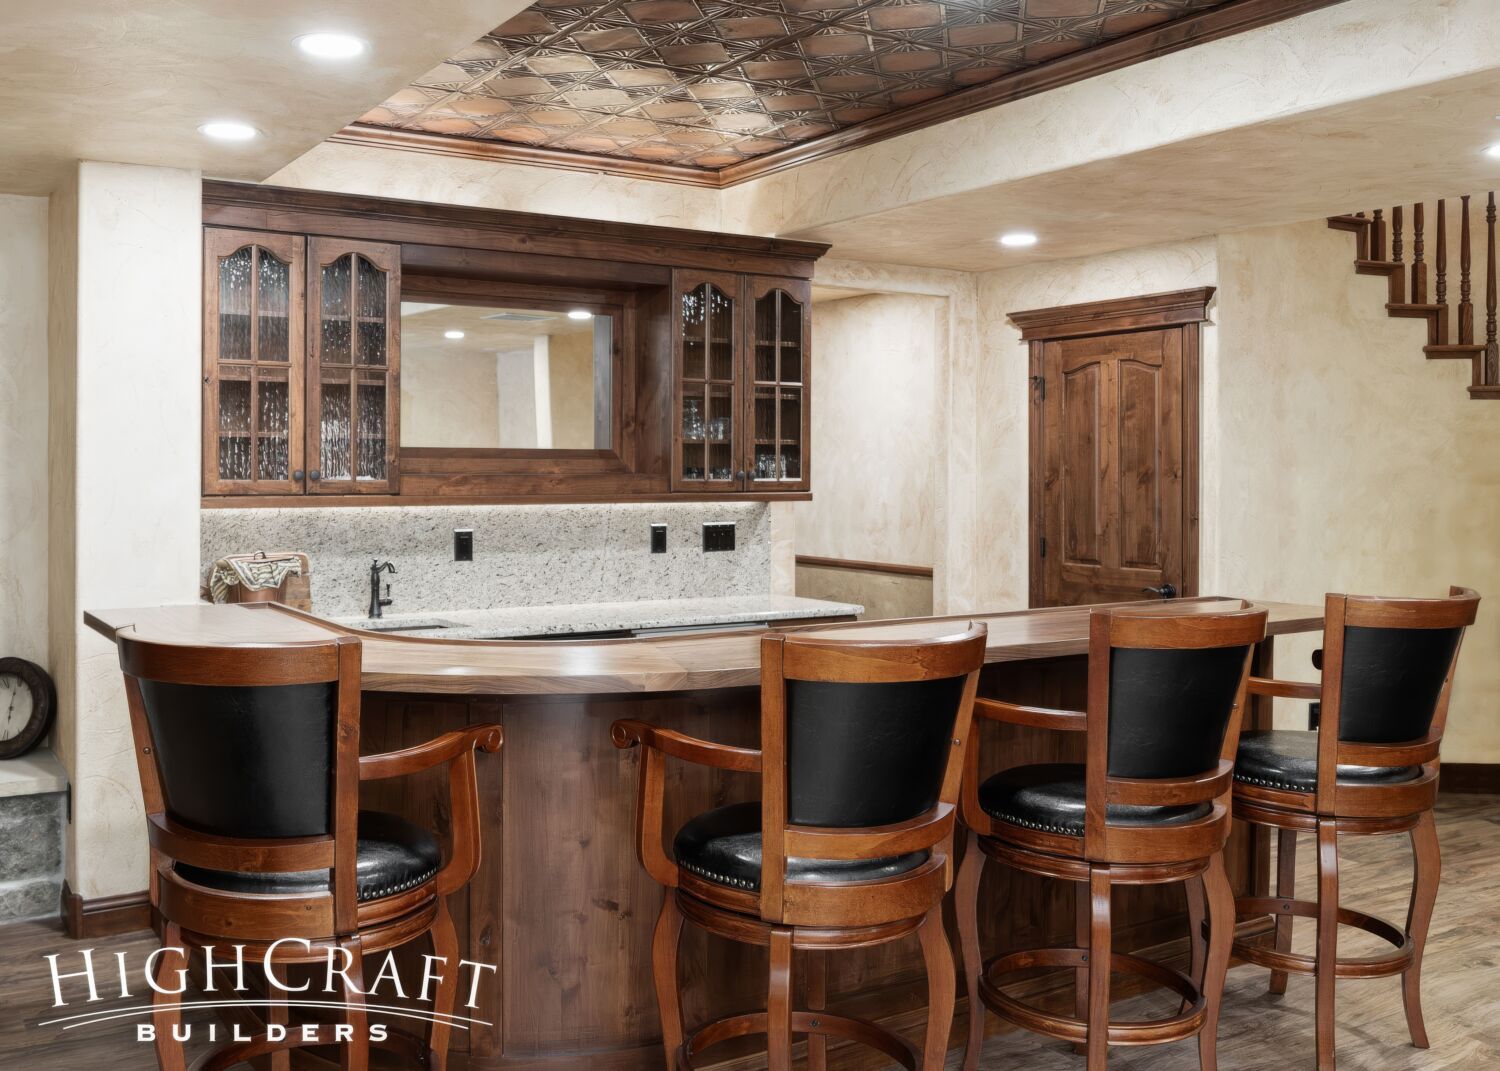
top-left (59, 881), bottom-right (151, 940)
top-left (795, 555), bottom-right (935, 579)
top-left (1439, 763), bottom-right (1500, 794)
top-left (332, 0), bottom-right (1345, 190)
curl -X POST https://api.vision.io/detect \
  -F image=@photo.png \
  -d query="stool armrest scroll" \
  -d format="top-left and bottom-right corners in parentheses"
top-left (610, 720), bottom-right (763, 771)
top-left (360, 724), bottom-right (503, 896)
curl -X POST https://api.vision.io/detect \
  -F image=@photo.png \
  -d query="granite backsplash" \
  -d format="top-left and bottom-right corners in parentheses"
top-left (201, 502), bottom-right (776, 618)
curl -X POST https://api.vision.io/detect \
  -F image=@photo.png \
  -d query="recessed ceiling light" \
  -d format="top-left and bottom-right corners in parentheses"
top-left (444, 330), bottom-right (465, 340)
top-left (567, 309), bottom-right (592, 320)
top-left (198, 120), bottom-right (259, 142)
top-left (999, 232), bottom-right (1039, 248)
top-left (295, 32), bottom-right (367, 60)
top-left (1485, 143), bottom-right (1500, 159)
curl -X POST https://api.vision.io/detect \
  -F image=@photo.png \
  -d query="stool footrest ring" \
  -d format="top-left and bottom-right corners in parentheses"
top-left (978, 947), bottom-right (1206, 1046)
top-left (1234, 896), bottom-right (1414, 979)
top-left (679, 1009), bottom-right (920, 1071)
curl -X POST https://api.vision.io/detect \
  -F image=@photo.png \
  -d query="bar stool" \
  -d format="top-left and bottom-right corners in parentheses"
top-left (612, 624), bottom-right (987, 1071)
top-left (1231, 587), bottom-right (1479, 1070)
top-left (958, 602), bottom-right (1268, 1071)
top-left (114, 629), bottom-right (502, 1071)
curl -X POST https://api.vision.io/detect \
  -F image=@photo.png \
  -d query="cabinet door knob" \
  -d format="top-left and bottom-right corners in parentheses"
top-left (293, 469), bottom-right (304, 482)
top-left (736, 470), bottom-right (746, 480)
top-left (309, 469), bottom-right (321, 481)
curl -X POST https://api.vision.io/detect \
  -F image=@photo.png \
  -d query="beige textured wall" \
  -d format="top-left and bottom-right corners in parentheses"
top-left (548, 328), bottom-right (596, 449)
top-left (795, 564), bottom-right (933, 622)
top-left (0, 196), bottom-right (49, 665)
top-left (969, 238), bottom-right (1220, 610)
top-left (49, 162), bottom-right (203, 899)
top-left (796, 292), bottom-right (941, 567)
top-left (269, 141), bottom-right (723, 231)
top-left (1213, 219), bottom-right (1500, 758)
top-left (401, 348), bottom-right (500, 447)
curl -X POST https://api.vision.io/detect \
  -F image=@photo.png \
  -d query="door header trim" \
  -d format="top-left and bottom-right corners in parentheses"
top-left (1008, 287), bottom-right (1216, 342)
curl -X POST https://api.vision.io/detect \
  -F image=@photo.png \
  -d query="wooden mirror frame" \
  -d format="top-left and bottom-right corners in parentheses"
top-left (396, 274), bottom-right (657, 498)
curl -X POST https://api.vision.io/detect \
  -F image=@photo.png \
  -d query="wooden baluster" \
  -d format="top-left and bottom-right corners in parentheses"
top-left (1487, 192), bottom-right (1497, 385)
top-left (1411, 203), bottom-right (1427, 303)
top-left (1436, 199), bottom-right (1448, 307)
top-left (1392, 205), bottom-right (1404, 264)
top-left (1460, 195), bottom-right (1474, 345)
top-left (1372, 208), bottom-right (1386, 261)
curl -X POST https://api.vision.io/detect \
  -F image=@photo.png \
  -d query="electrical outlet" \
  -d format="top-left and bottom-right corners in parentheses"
top-left (702, 522), bottom-right (736, 552)
top-left (650, 523), bottom-right (667, 553)
top-left (454, 529), bottom-right (474, 561)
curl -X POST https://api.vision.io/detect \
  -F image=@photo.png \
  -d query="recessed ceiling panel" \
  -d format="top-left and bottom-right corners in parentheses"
top-left (358, 0), bottom-right (1233, 171)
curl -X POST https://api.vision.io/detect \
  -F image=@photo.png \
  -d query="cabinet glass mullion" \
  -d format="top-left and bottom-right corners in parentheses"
top-left (750, 287), bottom-right (805, 484)
top-left (678, 280), bottom-right (736, 486)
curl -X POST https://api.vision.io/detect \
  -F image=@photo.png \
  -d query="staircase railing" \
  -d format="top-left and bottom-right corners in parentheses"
top-left (1328, 196), bottom-right (1500, 398)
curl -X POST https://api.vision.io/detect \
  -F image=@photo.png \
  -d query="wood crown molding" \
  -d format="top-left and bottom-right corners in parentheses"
top-left (795, 555), bottom-right (935, 579)
top-left (333, 0), bottom-right (1345, 191)
top-left (1008, 287), bottom-right (1217, 341)
top-left (59, 881), bottom-right (151, 940)
top-left (201, 181), bottom-right (830, 277)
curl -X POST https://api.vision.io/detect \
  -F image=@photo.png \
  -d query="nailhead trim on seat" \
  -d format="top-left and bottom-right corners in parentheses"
top-left (679, 859), bottom-right (757, 890)
top-left (1234, 772), bottom-right (1312, 793)
top-left (989, 811), bottom-right (1082, 838)
top-left (365, 864), bottom-right (440, 901)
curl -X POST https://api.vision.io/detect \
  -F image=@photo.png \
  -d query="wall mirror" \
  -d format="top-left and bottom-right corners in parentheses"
top-left (400, 301), bottom-right (614, 451)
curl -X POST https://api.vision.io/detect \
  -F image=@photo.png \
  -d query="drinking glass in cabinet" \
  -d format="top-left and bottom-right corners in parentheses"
top-left (683, 397), bottom-right (705, 440)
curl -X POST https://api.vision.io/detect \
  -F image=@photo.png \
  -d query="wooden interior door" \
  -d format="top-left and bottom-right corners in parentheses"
top-left (1015, 289), bottom-right (1212, 608)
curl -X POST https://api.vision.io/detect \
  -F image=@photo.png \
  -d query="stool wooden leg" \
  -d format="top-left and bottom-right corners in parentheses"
top-left (1270, 828), bottom-right (1298, 996)
top-left (956, 829), bottom-right (986, 1071)
top-left (1315, 819), bottom-right (1339, 1071)
top-left (1184, 873), bottom-right (1207, 1014)
top-left (1086, 866), bottom-right (1112, 1071)
top-left (805, 948), bottom-right (827, 1071)
top-left (1403, 809), bottom-right (1440, 1049)
top-left (428, 896), bottom-right (461, 1070)
top-left (1199, 852), bottom-right (1235, 1071)
top-left (152, 923), bottom-right (188, 1071)
top-left (767, 928), bottom-right (794, 1071)
top-left (339, 937), bottom-right (369, 1071)
top-left (917, 903), bottom-right (956, 1071)
top-left (1074, 880), bottom-right (1090, 1056)
top-left (652, 893), bottom-right (686, 1070)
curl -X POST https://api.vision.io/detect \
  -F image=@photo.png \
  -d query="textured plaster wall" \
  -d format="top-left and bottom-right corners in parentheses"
top-left (49, 163), bottom-right (202, 899)
top-left (0, 196), bottom-right (49, 666)
top-left (1213, 219), bottom-right (1500, 757)
top-left (269, 140), bottom-right (723, 231)
top-left (798, 292), bottom-right (941, 567)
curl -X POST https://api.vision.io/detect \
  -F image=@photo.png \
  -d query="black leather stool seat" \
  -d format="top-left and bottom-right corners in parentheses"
top-left (176, 811), bottom-right (441, 902)
top-left (672, 801), bottom-right (927, 892)
top-left (979, 764), bottom-right (1212, 838)
top-left (1235, 730), bottom-right (1420, 793)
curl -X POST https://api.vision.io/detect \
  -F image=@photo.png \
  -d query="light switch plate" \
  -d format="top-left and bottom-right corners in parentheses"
top-left (454, 529), bottom-right (474, 561)
top-left (702, 522), bottom-right (735, 552)
top-left (650, 523), bottom-right (667, 553)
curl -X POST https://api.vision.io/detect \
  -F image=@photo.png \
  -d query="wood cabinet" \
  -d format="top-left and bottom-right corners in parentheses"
top-left (202, 229), bottom-right (305, 495)
top-left (306, 238), bottom-right (401, 495)
top-left (202, 228), bottom-right (401, 497)
top-left (671, 272), bottom-right (811, 493)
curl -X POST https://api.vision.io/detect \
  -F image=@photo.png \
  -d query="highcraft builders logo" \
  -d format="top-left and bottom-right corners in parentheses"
top-left (40, 939), bottom-right (497, 1045)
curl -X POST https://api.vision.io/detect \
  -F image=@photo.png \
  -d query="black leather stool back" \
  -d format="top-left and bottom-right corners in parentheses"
top-left (1337, 626), bottom-right (1463, 744)
top-left (1107, 644), bottom-right (1252, 780)
top-left (786, 675), bottom-right (968, 827)
top-left (139, 680), bottom-right (336, 838)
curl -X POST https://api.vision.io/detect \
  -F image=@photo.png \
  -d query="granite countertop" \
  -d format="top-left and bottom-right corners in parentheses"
top-left (329, 594), bottom-right (863, 640)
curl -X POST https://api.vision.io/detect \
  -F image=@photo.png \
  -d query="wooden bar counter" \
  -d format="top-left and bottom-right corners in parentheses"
top-left (86, 597), bottom-right (1322, 1071)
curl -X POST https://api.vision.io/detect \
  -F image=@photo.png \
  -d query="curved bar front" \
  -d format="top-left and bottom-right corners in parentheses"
top-left (85, 598), bottom-right (1321, 1070)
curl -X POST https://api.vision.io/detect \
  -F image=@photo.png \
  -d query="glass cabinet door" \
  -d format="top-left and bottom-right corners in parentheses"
top-left (746, 278), bottom-right (810, 491)
top-left (306, 238), bottom-right (401, 495)
top-left (202, 228), bottom-right (305, 495)
top-left (673, 271), bottom-right (741, 491)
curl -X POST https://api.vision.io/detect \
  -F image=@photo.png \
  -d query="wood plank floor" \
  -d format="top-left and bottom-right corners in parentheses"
top-left (2, 796), bottom-right (1496, 1070)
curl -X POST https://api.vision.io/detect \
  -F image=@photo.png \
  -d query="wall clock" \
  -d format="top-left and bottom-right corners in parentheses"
top-left (0, 658), bottom-right (56, 760)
